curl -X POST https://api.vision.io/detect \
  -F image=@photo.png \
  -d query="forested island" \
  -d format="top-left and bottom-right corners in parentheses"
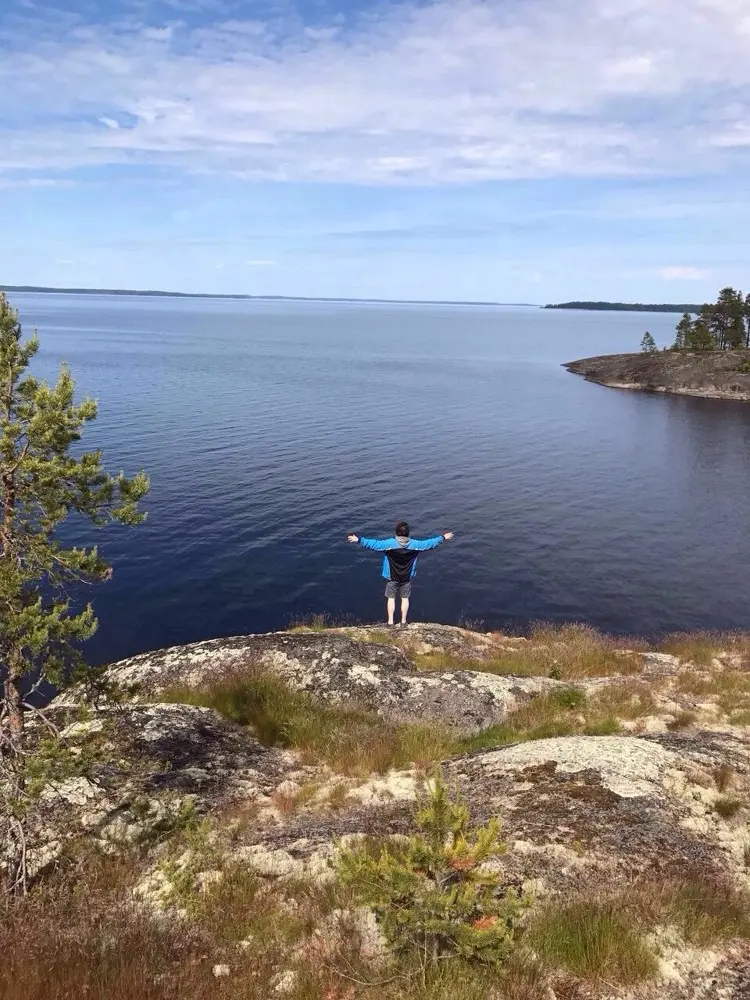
top-left (545, 301), bottom-right (703, 313)
top-left (565, 286), bottom-right (750, 400)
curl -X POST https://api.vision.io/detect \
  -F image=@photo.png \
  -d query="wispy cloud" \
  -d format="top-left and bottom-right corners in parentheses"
top-left (1, 0), bottom-right (750, 186)
top-left (658, 266), bottom-right (710, 281)
top-left (0, 177), bottom-right (74, 189)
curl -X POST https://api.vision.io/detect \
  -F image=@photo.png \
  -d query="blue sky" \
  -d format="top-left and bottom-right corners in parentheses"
top-left (2, 0), bottom-right (750, 302)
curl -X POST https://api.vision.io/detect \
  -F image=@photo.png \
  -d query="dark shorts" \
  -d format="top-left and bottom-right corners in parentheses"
top-left (385, 580), bottom-right (412, 599)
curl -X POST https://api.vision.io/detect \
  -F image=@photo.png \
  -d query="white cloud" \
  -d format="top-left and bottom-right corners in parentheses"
top-left (245, 259), bottom-right (278, 266)
top-left (1, 0), bottom-right (750, 184)
top-left (0, 177), bottom-right (72, 189)
top-left (658, 266), bottom-right (710, 280)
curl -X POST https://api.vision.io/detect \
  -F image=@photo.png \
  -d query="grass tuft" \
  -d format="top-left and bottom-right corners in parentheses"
top-left (527, 898), bottom-right (658, 983)
top-left (712, 764), bottom-right (734, 792)
top-left (527, 871), bottom-right (750, 984)
top-left (667, 710), bottom-right (697, 731)
top-left (661, 631), bottom-right (750, 666)
top-left (457, 688), bottom-right (627, 755)
top-left (590, 681), bottom-right (656, 719)
top-left (714, 796), bottom-right (745, 819)
top-left (287, 612), bottom-right (341, 633)
top-left (627, 872), bottom-right (750, 945)
top-left (415, 624), bottom-right (644, 680)
top-left (163, 669), bottom-right (456, 776)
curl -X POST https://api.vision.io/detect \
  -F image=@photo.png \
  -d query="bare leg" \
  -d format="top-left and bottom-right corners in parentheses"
top-left (400, 597), bottom-right (410, 625)
top-left (386, 598), bottom-right (396, 625)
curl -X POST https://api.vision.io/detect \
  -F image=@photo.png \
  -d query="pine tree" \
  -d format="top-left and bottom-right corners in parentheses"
top-left (337, 770), bottom-right (527, 968)
top-left (672, 312), bottom-right (694, 349)
top-left (0, 293), bottom-right (149, 747)
top-left (640, 331), bottom-right (658, 353)
top-left (686, 317), bottom-right (716, 351)
top-left (704, 288), bottom-right (744, 350)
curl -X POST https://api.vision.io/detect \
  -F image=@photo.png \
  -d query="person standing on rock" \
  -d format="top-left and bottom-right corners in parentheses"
top-left (347, 521), bottom-right (453, 626)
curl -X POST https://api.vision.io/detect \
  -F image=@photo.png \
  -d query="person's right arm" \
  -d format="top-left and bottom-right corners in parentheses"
top-left (347, 534), bottom-right (393, 550)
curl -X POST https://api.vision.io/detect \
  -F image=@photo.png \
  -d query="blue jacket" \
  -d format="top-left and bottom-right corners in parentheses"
top-left (357, 534), bottom-right (445, 581)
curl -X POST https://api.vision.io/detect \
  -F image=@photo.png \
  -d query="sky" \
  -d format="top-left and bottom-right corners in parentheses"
top-left (2, 0), bottom-right (750, 302)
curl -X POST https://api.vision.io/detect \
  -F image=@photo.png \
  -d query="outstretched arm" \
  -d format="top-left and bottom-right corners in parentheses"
top-left (346, 534), bottom-right (394, 551)
top-left (409, 531), bottom-right (454, 551)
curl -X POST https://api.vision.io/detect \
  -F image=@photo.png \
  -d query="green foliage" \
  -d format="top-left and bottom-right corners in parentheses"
top-left (0, 293), bottom-right (149, 739)
top-left (672, 286), bottom-right (750, 351)
top-left (21, 728), bottom-right (106, 808)
top-left (640, 331), bottom-right (658, 353)
top-left (337, 771), bottom-right (527, 968)
top-left (686, 317), bottom-right (716, 350)
top-left (672, 311), bottom-right (694, 349)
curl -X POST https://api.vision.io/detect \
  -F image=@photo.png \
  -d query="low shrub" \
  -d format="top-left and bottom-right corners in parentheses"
top-left (337, 771), bottom-right (528, 968)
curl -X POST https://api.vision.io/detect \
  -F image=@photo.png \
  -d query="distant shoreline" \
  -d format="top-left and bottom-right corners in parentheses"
top-left (1, 284), bottom-right (537, 308)
top-left (546, 301), bottom-right (703, 313)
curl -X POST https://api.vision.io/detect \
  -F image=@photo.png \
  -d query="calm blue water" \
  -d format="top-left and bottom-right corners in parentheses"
top-left (12, 292), bottom-right (750, 664)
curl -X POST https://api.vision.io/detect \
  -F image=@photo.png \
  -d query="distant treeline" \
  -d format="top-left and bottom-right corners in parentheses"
top-left (0, 285), bottom-right (510, 307)
top-left (545, 301), bottom-right (703, 313)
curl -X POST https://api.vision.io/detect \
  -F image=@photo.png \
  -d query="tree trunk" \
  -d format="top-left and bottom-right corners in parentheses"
top-left (3, 659), bottom-right (23, 746)
top-left (2, 654), bottom-right (26, 895)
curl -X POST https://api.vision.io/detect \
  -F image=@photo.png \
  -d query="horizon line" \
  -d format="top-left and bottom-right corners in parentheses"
top-left (1, 284), bottom-right (540, 308)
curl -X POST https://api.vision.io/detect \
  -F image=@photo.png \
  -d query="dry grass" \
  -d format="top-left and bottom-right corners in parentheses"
top-left (713, 764), bottom-right (734, 792)
top-left (287, 612), bottom-right (343, 633)
top-left (714, 796), bottom-right (745, 819)
top-left (660, 631), bottom-right (750, 666)
top-left (624, 872), bottom-right (750, 945)
top-left (0, 846), bottom-right (377, 1000)
top-left (458, 687), bottom-right (624, 755)
top-left (415, 624), bottom-right (644, 681)
top-left (163, 668), bottom-right (457, 776)
top-left (527, 871), bottom-right (750, 985)
top-left (588, 680), bottom-right (656, 719)
top-left (526, 897), bottom-right (658, 984)
top-left (6, 832), bottom-right (748, 1000)
top-left (675, 669), bottom-right (750, 717)
top-left (0, 852), bottom-right (238, 1000)
top-left (0, 841), bottom-right (550, 1000)
top-left (667, 710), bottom-right (698, 731)
top-left (164, 667), bottom-right (651, 780)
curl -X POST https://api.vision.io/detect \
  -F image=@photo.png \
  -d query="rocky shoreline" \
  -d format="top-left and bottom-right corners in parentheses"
top-left (8, 622), bottom-right (750, 999)
top-left (564, 349), bottom-right (750, 400)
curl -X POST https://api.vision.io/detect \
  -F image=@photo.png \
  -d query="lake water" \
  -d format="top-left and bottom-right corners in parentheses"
top-left (12, 291), bottom-right (750, 665)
